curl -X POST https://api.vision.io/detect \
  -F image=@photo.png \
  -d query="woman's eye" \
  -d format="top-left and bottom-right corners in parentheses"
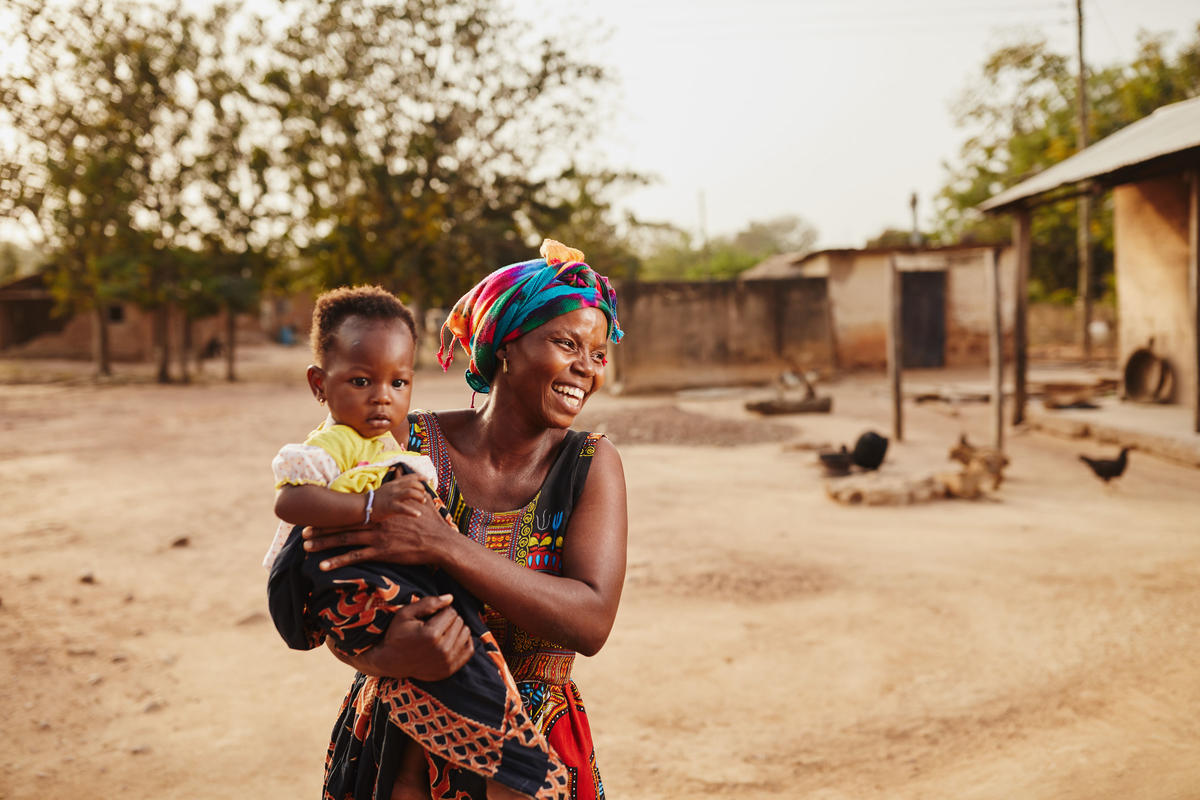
top-left (556, 338), bottom-right (576, 350)
top-left (351, 377), bottom-right (369, 387)
top-left (592, 352), bottom-right (606, 364)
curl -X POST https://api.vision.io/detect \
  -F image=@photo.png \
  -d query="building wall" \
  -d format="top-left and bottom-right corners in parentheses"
top-left (943, 247), bottom-right (1017, 366)
top-left (611, 277), bottom-right (834, 393)
top-left (824, 247), bottom-right (1015, 369)
top-left (1114, 175), bottom-right (1195, 404)
top-left (4, 302), bottom-right (256, 361)
top-left (826, 252), bottom-right (890, 368)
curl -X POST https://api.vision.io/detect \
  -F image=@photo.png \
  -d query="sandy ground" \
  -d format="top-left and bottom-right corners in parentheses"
top-left (2, 346), bottom-right (1200, 799)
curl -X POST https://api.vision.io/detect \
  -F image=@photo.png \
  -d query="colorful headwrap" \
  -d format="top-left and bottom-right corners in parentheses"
top-left (438, 239), bottom-right (624, 393)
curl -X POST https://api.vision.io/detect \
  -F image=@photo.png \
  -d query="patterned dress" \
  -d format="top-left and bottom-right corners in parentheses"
top-left (267, 469), bottom-right (570, 799)
top-left (407, 410), bottom-right (608, 800)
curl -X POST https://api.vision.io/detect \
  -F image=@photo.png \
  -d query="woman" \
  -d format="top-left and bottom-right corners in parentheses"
top-left (302, 240), bottom-right (628, 800)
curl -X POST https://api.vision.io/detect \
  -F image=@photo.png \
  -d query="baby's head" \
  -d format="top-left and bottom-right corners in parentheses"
top-left (307, 286), bottom-right (418, 441)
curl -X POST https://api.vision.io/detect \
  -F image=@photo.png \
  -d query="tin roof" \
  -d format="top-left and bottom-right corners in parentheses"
top-left (979, 96), bottom-right (1200, 213)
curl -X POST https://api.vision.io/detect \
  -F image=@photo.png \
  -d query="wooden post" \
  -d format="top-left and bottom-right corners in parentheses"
top-left (1012, 208), bottom-right (1032, 425)
top-left (887, 254), bottom-right (903, 442)
top-left (989, 247), bottom-right (1005, 451)
top-left (1189, 169), bottom-right (1200, 434)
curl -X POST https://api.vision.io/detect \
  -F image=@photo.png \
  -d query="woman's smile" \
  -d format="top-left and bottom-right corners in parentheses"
top-left (552, 382), bottom-right (586, 407)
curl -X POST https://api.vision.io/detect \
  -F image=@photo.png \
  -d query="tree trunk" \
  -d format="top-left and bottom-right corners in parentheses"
top-left (92, 303), bottom-right (112, 377)
top-left (225, 307), bottom-right (237, 382)
top-left (154, 304), bottom-right (171, 384)
top-left (179, 313), bottom-right (193, 384)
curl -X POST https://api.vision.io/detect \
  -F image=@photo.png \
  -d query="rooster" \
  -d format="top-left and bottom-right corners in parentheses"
top-left (948, 434), bottom-right (1008, 489)
top-left (1079, 447), bottom-right (1131, 484)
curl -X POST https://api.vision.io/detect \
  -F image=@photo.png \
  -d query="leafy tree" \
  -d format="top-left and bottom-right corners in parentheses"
top-left (865, 228), bottom-right (919, 248)
top-left (189, 2), bottom-right (286, 381)
top-left (935, 25), bottom-right (1200, 294)
top-left (638, 214), bottom-right (818, 281)
top-left (0, 0), bottom-right (201, 377)
top-left (266, 0), bottom-right (616, 312)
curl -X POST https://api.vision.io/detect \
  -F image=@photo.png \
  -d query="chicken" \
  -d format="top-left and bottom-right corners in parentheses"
top-left (818, 445), bottom-right (854, 476)
top-left (1080, 447), bottom-right (1131, 484)
top-left (851, 431), bottom-right (888, 471)
top-left (948, 434), bottom-right (1009, 489)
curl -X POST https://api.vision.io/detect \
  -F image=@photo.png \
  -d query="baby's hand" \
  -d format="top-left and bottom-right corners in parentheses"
top-left (372, 474), bottom-right (430, 520)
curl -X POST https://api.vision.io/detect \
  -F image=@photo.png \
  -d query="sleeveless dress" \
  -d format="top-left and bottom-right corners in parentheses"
top-left (408, 410), bottom-right (608, 800)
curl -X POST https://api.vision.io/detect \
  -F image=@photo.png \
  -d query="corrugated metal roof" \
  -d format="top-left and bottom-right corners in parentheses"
top-left (979, 96), bottom-right (1200, 212)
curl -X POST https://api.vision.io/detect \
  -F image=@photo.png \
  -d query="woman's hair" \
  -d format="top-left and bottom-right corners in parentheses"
top-left (310, 285), bottom-right (417, 364)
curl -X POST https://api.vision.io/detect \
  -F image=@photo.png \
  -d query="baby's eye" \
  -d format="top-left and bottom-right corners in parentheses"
top-left (392, 379), bottom-right (409, 388)
top-left (351, 377), bottom-right (369, 387)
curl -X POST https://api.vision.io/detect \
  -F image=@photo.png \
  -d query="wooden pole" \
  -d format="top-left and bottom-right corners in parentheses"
top-left (1012, 208), bottom-right (1032, 425)
top-left (989, 247), bottom-right (1005, 451)
top-left (1189, 168), bottom-right (1200, 434)
top-left (887, 254), bottom-right (903, 442)
top-left (1075, 0), bottom-right (1093, 363)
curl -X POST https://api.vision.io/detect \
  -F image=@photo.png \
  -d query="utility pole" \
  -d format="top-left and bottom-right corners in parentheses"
top-left (909, 191), bottom-right (920, 247)
top-left (698, 190), bottom-right (710, 276)
top-left (1075, 0), bottom-right (1093, 363)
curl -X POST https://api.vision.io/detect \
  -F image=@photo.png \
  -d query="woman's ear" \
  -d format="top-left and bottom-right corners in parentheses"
top-left (306, 365), bottom-right (326, 404)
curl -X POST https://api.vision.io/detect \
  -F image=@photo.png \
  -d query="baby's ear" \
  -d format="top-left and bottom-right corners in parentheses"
top-left (306, 365), bottom-right (326, 402)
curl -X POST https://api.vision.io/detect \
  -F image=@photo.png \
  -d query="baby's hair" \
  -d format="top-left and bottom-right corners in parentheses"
top-left (311, 285), bottom-right (417, 365)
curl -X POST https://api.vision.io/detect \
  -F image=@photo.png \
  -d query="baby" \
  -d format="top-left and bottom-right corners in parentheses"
top-left (264, 285), bottom-right (567, 800)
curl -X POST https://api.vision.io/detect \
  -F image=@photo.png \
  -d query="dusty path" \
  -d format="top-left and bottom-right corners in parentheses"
top-left (2, 346), bottom-right (1199, 799)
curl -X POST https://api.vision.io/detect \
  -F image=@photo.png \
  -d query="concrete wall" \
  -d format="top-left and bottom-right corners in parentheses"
top-left (1114, 175), bottom-right (1195, 404)
top-left (3, 302), bottom-right (261, 361)
top-left (943, 247), bottom-right (1017, 366)
top-left (826, 252), bottom-right (890, 368)
top-left (611, 277), bottom-right (834, 393)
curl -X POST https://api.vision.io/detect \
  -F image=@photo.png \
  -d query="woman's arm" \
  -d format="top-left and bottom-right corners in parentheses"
top-left (305, 439), bottom-right (628, 656)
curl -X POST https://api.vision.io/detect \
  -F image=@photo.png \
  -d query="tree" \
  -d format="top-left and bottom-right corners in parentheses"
top-left (935, 25), bottom-right (1200, 294)
top-left (267, 0), bottom-right (617, 310)
top-left (638, 214), bottom-right (818, 281)
top-left (0, 0), bottom-right (199, 377)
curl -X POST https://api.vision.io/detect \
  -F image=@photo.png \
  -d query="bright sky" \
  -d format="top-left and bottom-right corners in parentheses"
top-left (511, 0), bottom-right (1200, 248)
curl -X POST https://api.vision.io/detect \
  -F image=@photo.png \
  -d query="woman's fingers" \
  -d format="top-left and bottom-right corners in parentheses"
top-left (399, 593), bottom-right (454, 620)
top-left (445, 615), bottom-right (473, 672)
top-left (316, 547), bottom-right (379, 571)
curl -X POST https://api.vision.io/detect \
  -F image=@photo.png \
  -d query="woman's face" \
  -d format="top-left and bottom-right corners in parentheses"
top-left (502, 307), bottom-right (609, 429)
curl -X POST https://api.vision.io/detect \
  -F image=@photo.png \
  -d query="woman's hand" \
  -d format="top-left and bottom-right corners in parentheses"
top-left (303, 503), bottom-right (460, 571)
top-left (327, 594), bottom-right (473, 681)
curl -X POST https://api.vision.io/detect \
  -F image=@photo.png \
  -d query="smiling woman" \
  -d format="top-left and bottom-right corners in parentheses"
top-left (298, 240), bottom-right (629, 800)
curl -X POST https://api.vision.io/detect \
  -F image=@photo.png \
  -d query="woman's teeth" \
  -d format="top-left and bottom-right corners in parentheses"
top-left (554, 384), bottom-right (584, 403)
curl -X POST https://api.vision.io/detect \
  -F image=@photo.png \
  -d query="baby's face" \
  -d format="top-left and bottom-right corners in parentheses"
top-left (319, 316), bottom-right (416, 441)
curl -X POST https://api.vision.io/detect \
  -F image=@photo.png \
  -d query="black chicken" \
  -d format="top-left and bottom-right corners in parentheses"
top-left (1079, 447), bottom-right (1131, 484)
top-left (852, 431), bottom-right (889, 471)
top-left (819, 445), bottom-right (854, 476)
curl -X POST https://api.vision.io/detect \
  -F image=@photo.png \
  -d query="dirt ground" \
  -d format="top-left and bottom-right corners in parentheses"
top-left (2, 345), bottom-right (1200, 799)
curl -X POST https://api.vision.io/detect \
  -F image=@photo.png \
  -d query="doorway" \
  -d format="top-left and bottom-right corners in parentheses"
top-left (900, 270), bottom-right (946, 368)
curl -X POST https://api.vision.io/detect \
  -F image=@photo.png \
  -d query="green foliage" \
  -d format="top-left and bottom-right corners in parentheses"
top-left (865, 228), bottom-right (918, 248)
top-left (638, 214), bottom-right (817, 281)
top-left (266, 0), bottom-right (621, 308)
top-left (0, 0), bottom-right (639, 376)
top-left (935, 24), bottom-right (1200, 293)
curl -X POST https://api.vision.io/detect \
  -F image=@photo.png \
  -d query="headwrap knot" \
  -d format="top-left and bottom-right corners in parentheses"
top-left (437, 239), bottom-right (623, 394)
